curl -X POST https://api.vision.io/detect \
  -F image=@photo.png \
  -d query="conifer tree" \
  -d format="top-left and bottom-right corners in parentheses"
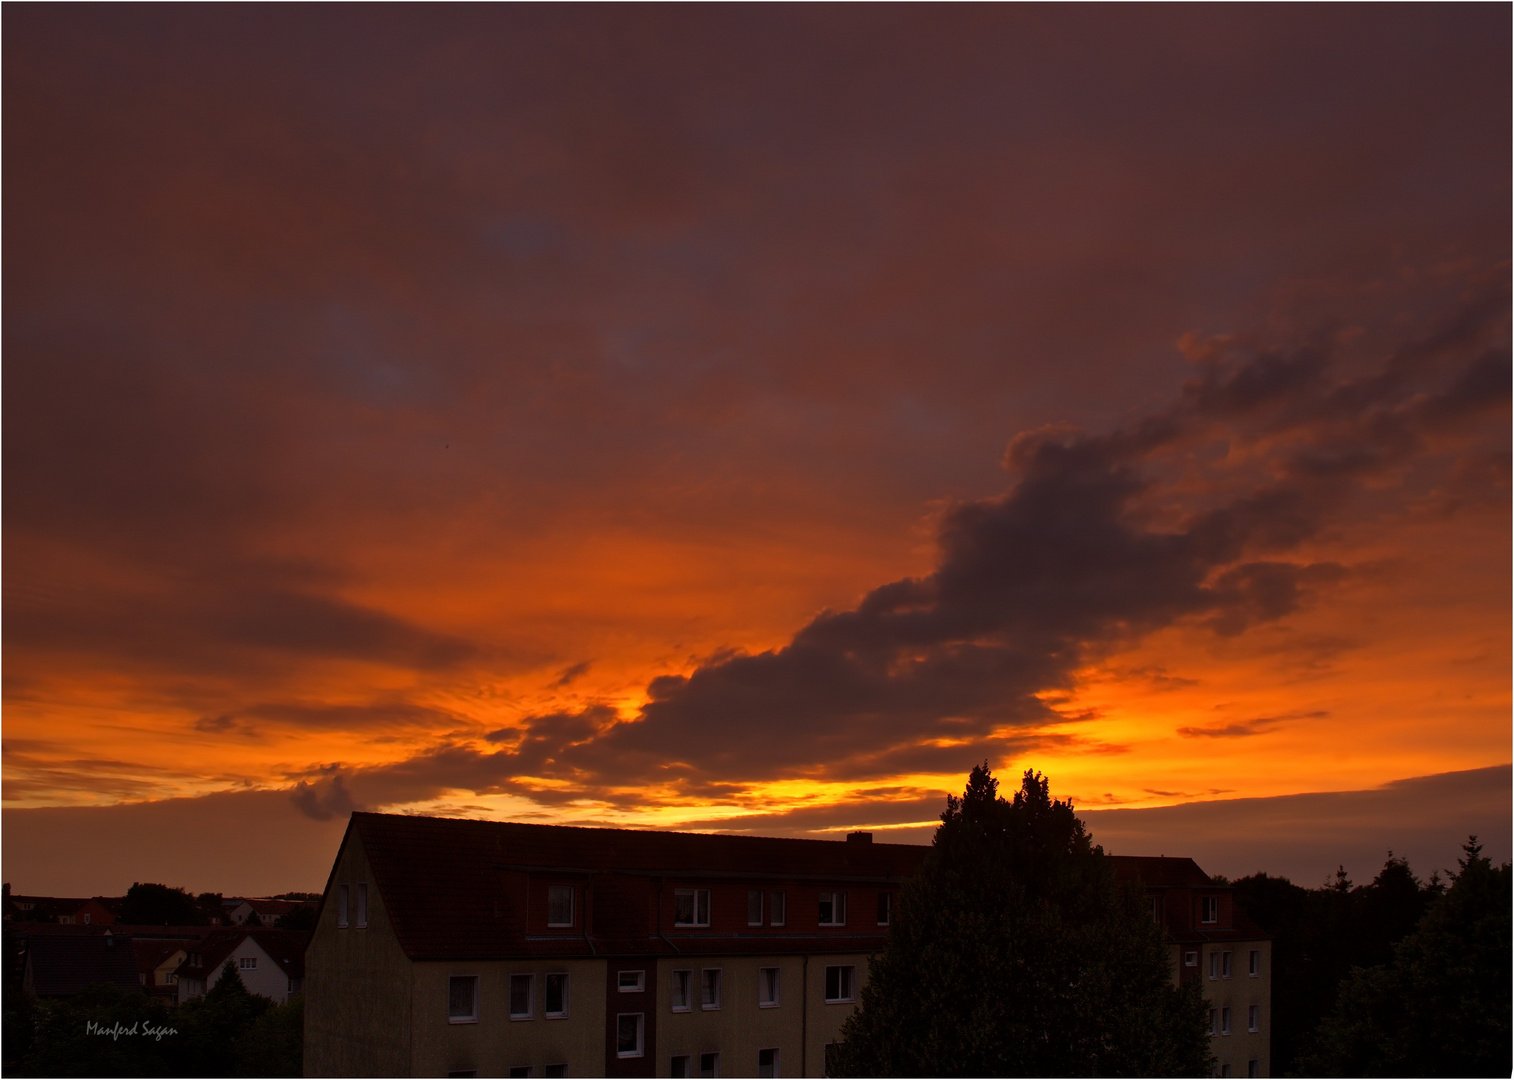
top-left (830, 765), bottom-right (1212, 1077)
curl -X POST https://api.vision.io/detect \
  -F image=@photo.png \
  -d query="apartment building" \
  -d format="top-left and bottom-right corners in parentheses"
top-left (305, 813), bottom-right (1269, 1077)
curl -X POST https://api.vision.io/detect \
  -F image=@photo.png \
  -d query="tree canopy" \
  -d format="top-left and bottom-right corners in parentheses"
top-left (830, 765), bottom-right (1211, 1077)
top-left (118, 882), bottom-right (205, 926)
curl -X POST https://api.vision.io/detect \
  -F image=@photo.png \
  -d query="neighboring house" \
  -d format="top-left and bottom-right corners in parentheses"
top-left (228, 897), bottom-right (312, 927)
top-left (21, 933), bottom-right (138, 996)
top-left (132, 939), bottom-right (188, 999)
top-left (304, 813), bottom-right (1271, 1078)
top-left (69, 898), bottom-right (119, 927)
top-left (175, 928), bottom-right (309, 1004)
top-left (1116, 857), bottom-right (1273, 1079)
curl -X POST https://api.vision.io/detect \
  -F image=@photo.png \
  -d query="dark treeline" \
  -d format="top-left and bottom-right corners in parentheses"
top-left (1233, 838), bottom-right (1510, 1077)
top-left (3, 961), bottom-right (301, 1078)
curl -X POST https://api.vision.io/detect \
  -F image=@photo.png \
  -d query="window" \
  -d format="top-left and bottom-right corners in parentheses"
top-left (1248, 1004), bottom-right (1260, 1032)
top-left (83, 913), bottom-right (92, 925)
top-left (337, 884), bottom-right (350, 928)
top-left (546, 972), bottom-right (569, 1018)
top-left (758, 1048), bottom-right (779, 1078)
top-left (1207, 1008), bottom-right (1218, 1036)
top-left (748, 889), bottom-right (764, 925)
top-left (1209, 951), bottom-right (1221, 979)
top-left (1200, 896), bottom-right (1218, 923)
top-left (547, 884), bottom-right (574, 927)
top-left (1220, 1066), bottom-right (1232, 1078)
top-left (239, 957), bottom-right (256, 970)
top-left (770, 890), bottom-right (786, 927)
top-left (824, 965), bottom-right (855, 1002)
top-left (618, 970), bottom-right (645, 993)
top-left (671, 969), bottom-right (693, 1011)
top-left (1247, 1061), bottom-right (1260, 1078)
top-left (544, 1066), bottom-right (567, 1078)
top-left (356, 883), bottom-right (368, 928)
top-left (819, 891), bottom-right (846, 926)
top-left (670, 1056), bottom-right (690, 1078)
top-left (701, 968), bottom-right (722, 1009)
top-left (508, 1069), bottom-right (532, 1078)
top-left (1221, 951), bottom-right (1233, 978)
top-left (1249, 950), bottom-right (1260, 977)
top-left (699, 1052), bottom-right (720, 1078)
top-left (448, 976), bottom-right (479, 1023)
top-left (759, 966), bottom-right (780, 1007)
top-left (1184, 950), bottom-right (1199, 967)
top-left (616, 1013), bottom-right (644, 1058)
top-left (877, 892), bottom-right (891, 925)
top-left (510, 973), bottom-right (534, 1019)
top-left (674, 888), bottom-right (711, 927)
top-left (1220, 1007), bottom-right (1231, 1035)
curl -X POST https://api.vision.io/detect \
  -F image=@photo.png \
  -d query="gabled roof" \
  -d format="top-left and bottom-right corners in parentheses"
top-left (349, 812), bottom-right (928, 961)
top-left (23, 934), bottom-right (139, 996)
top-left (174, 928), bottom-right (310, 984)
top-left (1108, 855), bottom-right (1213, 889)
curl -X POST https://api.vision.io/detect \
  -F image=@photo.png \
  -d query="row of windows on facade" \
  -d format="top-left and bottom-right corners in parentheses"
top-left (1180, 948), bottom-right (1263, 979)
top-left (446, 966), bottom-right (856, 1024)
top-left (613, 1014), bottom-right (793, 1071)
top-left (1214, 1061), bottom-right (1263, 1078)
top-left (449, 1048), bottom-right (780, 1079)
top-left (335, 881), bottom-right (892, 931)
top-left (1206, 1005), bottom-right (1263, 1037)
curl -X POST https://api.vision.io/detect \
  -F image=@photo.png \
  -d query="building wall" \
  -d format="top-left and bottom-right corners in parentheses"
top-left (1202, 940), bottom-right (1271, 1078)
top-left (410, 957), bottom-right (607, 1079)
top-left (305, 832), bottom-right (416, 1077)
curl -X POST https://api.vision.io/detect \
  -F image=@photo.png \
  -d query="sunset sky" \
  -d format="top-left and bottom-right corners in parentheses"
top-left (5, 7), bottom-right (1509, 895)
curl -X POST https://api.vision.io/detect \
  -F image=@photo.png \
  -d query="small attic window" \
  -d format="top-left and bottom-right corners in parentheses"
top-left (547, 885), bottom-right (574, 927)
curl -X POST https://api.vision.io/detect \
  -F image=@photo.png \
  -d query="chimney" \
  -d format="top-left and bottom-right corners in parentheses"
top-left (847, 831), bottom-right (873, 844)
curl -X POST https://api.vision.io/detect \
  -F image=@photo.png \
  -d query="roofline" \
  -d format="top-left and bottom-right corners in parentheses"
top-left (348, 810), bottom-right (928, 851)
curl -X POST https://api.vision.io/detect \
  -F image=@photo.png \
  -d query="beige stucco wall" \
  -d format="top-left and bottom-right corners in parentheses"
top-left (410, 957), bottom-right (606, 1078)
top-left (1202, 940), bottom-right (1272, 1078)
top-left (646, 951), bottom-right (871, 1077)
top-left (304, 831), bottom-right (416, 1077)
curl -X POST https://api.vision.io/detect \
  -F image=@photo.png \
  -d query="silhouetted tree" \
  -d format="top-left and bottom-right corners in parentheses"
top-left (1297, 837), bottom-right (1511, 1077)
top-left (830, 766), bottom-right (1212, 1077)
top-left (117, 883), bottom-right (204, 926)
top-left (273, 905), bottom-right (316, 932)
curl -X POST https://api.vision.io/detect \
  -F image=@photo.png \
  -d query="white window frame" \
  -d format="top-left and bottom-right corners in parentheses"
top-left (1184, 950), bottom-right (1199, 967)
top-left (1247, 1004), bottom-right (1260, 1033)
top-left (819, 891), bottom-right (846, 926)
top-left (356, 883), bottom-right (368, 928)
top-left (1221, 950), bottom-right (1233, 978)
top-left (1209, 951), bottom-right (1220, 979)
top-left (747, 889), bottom-right (764, 926)
top-left (510, 972), bottom-right (535, 1020)
top-left (700, 967), bottom-right (722, 1010)
top-left (699, 1051), bottom-right (720, 1078)
top-left (1200, 896), bottom-right (1218, 924)
top-left (547, 884), bottom-right (575, 928)
top-left (1249, 950), bottom-right (1260, 977)
top-left (448, 975), bottom-right (480, 1024)
top-left (337, 884), bottom-right (350, 929)
top-left (758, 966), bottom-right (780, 1007)
top-left (877, 892), bottom-right (891, 926)
top-left (1207, 1008), bottom-right (1218, 1036)
top-left (615, 1012), bottom-right (644, 1059)
top-left (670, 1055), bottom-right (691, 1078)
top-left (673, 888), bottom-right (711, 927)
top-left (769, 890), bottom-right (786, 927)
top-left (824, 964), bottom-right (855, 1003)
top-left (507, 1068), bottom-right (532, 1079)
top-left (545, 971), bottom-right (570, 1018)
top-left (1220, 1006), bottom-right (1231, 1035)
top-left (239, 956), bottom-right (256, 970)
top-left (543, 1065), bottom-right (567, 1078)
top-left (670, 968), bottom-right (693, 1012)
top-left (757, 1048), bottom-right (780, 1078)
top-left (618, 969), bottom-right (645, 993)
